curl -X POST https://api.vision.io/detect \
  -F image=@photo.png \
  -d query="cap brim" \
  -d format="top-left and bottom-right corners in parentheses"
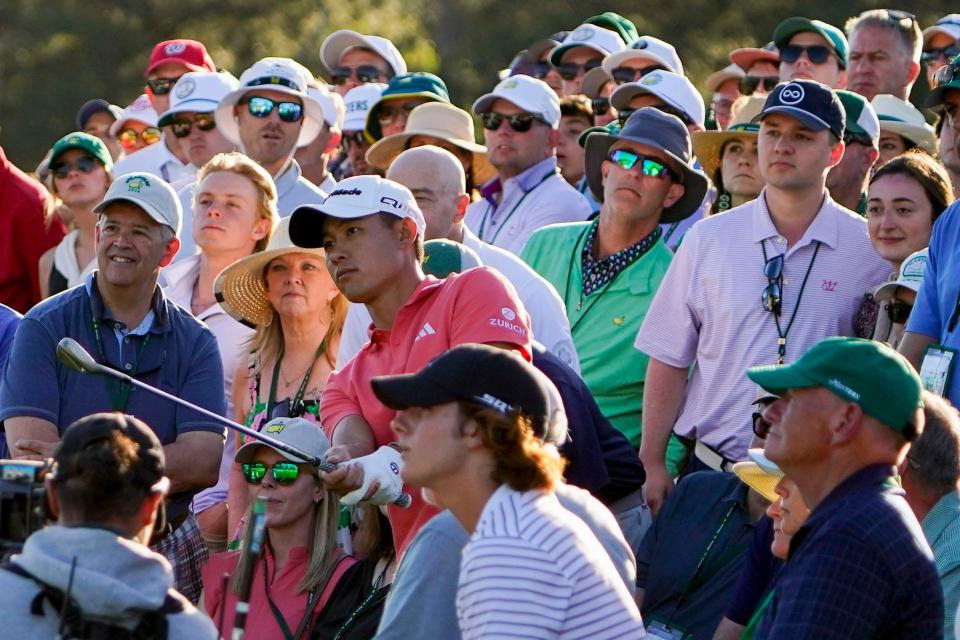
top-left (92, 195), bottom-right (171, 232)
top-left (877, 121), bottom-right (938, 155)
top-left (146, 58), bottom-right (211, 76)
top-left (365, 131), bottom-right (496, 184)
top-left (873, 280), bottom-right (919, 301)
top-left (234, 439), bottom-right (304, 465)
top-left (364, 93), bottom-right (448, 142)
top-left (691, 129), bottom-right (758, 181)
top-left (729, 49), bottom-right (780, 72)
top-left (584, 131), bottom-right (710, 224)
top-left (747, 361), bottom-right (821, 397)
top-left (289, 202), bottom-right (396, 249)
top-left (754, 107), bottom-right (832, 134)
top-left (732, 461), bottom-right (780, 502)
top-left (370, 373), bottom-right (460, 410)
top-left (157, 99), bottom-right (220, 127)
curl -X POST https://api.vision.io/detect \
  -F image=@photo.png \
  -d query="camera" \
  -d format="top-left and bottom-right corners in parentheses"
top-left (0, 460), bottom-right (50, 557)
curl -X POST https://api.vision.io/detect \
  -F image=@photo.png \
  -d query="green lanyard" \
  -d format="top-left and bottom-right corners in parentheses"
top-left (89, 312), bottom-right (151, 411)
top-left (331, 563), bottom-right (388, 640)
top-left (476, 170), bottom-right (554, 244)
top-left (672, 503), bottom-right (738, 613)
top-left (266, 339), bottom-right (327, 419)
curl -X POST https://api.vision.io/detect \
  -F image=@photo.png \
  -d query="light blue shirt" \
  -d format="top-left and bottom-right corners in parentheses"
top-left (922, 489), bottom-right (960, 640)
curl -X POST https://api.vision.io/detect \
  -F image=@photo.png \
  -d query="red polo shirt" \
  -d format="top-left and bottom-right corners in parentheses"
top-left (321, 267), bottom-right (532, 554)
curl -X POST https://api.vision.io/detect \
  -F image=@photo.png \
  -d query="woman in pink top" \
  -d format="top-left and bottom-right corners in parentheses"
top-left (203, 417), bottom-right (354, 639)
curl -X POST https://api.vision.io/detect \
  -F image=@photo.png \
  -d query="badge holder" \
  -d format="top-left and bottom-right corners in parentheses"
top-left (920, 344), bottom-right (957, 396)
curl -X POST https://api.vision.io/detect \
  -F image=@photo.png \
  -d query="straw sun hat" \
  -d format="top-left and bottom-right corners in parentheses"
top-left (214, 217), bottom-right (327, 328)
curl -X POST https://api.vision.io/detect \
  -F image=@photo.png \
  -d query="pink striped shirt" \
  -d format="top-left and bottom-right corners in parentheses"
top-left (634, 190), bottom-right (889, 460)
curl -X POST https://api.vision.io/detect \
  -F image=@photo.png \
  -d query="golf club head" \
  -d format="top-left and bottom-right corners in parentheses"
top-left (56, 337), bottom-right (102, 374)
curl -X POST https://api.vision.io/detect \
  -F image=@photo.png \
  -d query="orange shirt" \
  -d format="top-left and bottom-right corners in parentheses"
top-left (321, 267), bottom-right (532, 554)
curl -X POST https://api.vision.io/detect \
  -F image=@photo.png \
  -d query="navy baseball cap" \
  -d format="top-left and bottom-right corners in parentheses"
top-left (753, 80), bottom-right (845, 140)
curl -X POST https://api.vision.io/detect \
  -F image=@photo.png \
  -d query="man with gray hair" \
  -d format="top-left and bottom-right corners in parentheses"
top-left (901, 391), bottom-right (960, 639)
top-left (845, 9), bottom-right (922, 101)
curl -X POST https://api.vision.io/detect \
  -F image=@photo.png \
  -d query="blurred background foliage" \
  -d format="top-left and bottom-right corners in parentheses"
top-left (0, 0), bottom-right (950, 167)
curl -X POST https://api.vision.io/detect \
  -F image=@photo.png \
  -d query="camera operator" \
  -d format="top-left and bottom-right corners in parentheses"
top-left (0, 413), bottom-right (216, 638)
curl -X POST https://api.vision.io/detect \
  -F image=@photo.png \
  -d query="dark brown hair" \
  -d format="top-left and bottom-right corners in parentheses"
top-left (869, 149), bottom-right (955, 222)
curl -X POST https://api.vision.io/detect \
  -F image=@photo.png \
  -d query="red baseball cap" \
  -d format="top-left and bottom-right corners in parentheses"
top-left (146, 39), bottom-right (216, 76)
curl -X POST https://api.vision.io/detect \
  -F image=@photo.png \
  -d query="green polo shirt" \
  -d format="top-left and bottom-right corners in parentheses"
top-left (521, 221), bottom-right (686, 473)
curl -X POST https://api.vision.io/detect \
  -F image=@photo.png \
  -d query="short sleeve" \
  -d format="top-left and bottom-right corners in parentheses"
top-left (175, 328), bottom-right (226, 436)
top-left (0, 316), bottom-right (61, 426)
top-left (906, 209), bottom-right (949, 338)
top-left (319, 360), bottom-right (362, 438)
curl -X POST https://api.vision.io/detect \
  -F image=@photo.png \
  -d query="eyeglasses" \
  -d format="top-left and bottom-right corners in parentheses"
top-left (780, 45), bottom-right (834, 66)
top-left (377, 101), bottom-right (423, 125)
top-left (887, 300), bottom-right (913, 324)
top-left (556, 59), bottom-right (602, 81)
top-left (340, 130), bottom-right (367, 151)
top-left (739, 75), bottom-right (779, 96)
top-left (762, 253), bottom-right (784, 316)
top-left (170, 113), bottom-right (217, 138)
top-left (329, 64), bottom-right (388, 86)
top-left (481, 111), bottom-right (546, 133)
top-left (607, 149), bottom-right (674, 180)
top-left (51, 155), bottom-right (99, 179)
top-left (528, 62), bottom-right (552, 80)
top-left (241, 96), bottom-right (304, 123)
top-left (618, 103), bottom-right (692, 128)
top-left (146, 76), bottom-right (185, 96)
top-left (118, 127), bottom-right (162, 150)
top-left (610, 65), bottom-right (665, 85)
top-left (242, 461), bottom-right (305, 486)
top-left (881, 9), bottom-right (916, 29)
top-left (592, 97), bottom-right (611, 116)
top-left (932, 61), bottom-right (960, 89)
top-left (922, 45), bottom-right (960, 65)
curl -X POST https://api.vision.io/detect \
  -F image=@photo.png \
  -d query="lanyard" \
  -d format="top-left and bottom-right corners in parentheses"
top-left (262, 553), bottom-right (317, 640)
top-left (476, 170), bottom-right (554, 244)
top-left (331, 562), bottom-right (388, 640)
top-left (662, 221), bottom-right (681, 247)
top-left (89, 312), bottom-right (151, 411)
top-left (670, 503), bottom-right (739, 615)
top-left (266, 340), bottom-right (327, 419)
top-left (762, 240), bottom-right (821, 365)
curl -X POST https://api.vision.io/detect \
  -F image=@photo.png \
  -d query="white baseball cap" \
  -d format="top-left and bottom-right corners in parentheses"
top-left (611, 70), bottom-right (705, 128)
top-left (603, 36), bottom-right (684, 76)
top-left (874, 248), bottom-right (928, 301)
top-left (158, 71), bottom-right (240, 127)
top-left (923, 15), bottom-right (960, 49)
top-left (472, 75), bottom-right (561, 128)
top-left (319, 30), bottom-right (407, 77)
top-left (288, 175), bottom-right (425, 248)
top-left (548, 24), bottom-right (625, 66)
top-left (214, 57), bottom-right (326, 148)
top-left (342, 83), bottom-right (387, 132)
top-left (93, 172), bottom-right (182, 237)
top-left (109, 94), bottom-right (158, 135)
top-left (308, 85), bottom-right (345, 132)
top-left (871, 94), bottom-right (938, 155)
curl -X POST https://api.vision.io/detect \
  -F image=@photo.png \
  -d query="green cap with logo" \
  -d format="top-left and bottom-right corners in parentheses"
top-left (835, 90), bottom-right (880, 146)
top-left (747, 337), bottom-right (923, 438)
top-left (422, 239), bottom-right (482, 279)
top-left (49, 131), bottom-right (114, 172)
top-left (773, 17), bottom-right (849, 67)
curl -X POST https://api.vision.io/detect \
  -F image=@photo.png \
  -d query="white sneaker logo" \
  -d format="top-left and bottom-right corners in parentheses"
top-left (415, 322), bottom-right (436, 341)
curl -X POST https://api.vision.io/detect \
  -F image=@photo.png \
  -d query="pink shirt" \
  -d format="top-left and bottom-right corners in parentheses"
top-left (635, 190), bottom-right (890, 460)
top-left (321, 267), bottom-right (532, 554)
top-left (202, 546), bottom-right (354, 640)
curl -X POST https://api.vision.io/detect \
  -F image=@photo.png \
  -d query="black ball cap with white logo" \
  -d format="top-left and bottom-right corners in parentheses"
top-left (752, 79), bottom-right (845, 140)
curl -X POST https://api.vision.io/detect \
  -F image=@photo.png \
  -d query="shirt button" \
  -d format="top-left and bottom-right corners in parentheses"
top-left (776, 236), bottom-right (786, 244)
top-left (783, 278), bottom-right (790, 286)
top-left (124, 363), bottom-right (133, 370)
top-left (124, 337), bottom-right (131, 344)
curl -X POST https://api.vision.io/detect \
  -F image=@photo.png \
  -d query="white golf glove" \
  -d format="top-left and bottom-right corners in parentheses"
top-left (340, 445), bottom-right (405, 507)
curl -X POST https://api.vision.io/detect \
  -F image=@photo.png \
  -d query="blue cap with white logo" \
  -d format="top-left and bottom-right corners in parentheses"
top-left (753, 79), bottom-right (845, 140)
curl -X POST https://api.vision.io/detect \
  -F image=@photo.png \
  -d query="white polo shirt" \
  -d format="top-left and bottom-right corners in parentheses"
top-left (464, 157), bottom-right (592, 255)
top-left (457, 485), bottom-right (645, 639)
top-left (634, 189), bottom-right (889, 460)
top-left (112, 134), bottom-right (195, 184)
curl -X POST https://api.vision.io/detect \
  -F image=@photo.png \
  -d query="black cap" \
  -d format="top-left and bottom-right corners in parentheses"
top-left (55, 413), bottom-right (166, 489)
top-left (75, 99), bottom-right (123, 131)
top-left (753, 80), bottom-right (845, 140)
top-left (371, 344), bottom-right (550, 436)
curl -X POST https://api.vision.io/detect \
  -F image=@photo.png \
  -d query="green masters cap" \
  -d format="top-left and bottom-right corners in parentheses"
top-left (747, 337), bottom-right (923, 438)
top-left (364, 72), bottom-right (450, 143)
top-left (835, 90), bottom-right (880, 146)
top-left (585, 12), bottom-right (638, 46)
top-left (422, 239), bottom-right (482, 279)
top-left (773, 17), bottom-right (849, 67)
top-left (49, 131), bottom-right (114, 173)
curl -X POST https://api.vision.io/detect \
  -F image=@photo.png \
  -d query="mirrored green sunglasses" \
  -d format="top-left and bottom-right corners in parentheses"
top-left (242, 461), bottom-right (302, 485)
top-left (607, 149), bottom-right (674, 180)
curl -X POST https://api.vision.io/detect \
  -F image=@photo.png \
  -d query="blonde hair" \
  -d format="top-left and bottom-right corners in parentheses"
top-left (196, 152), bottom-right (279, 252)
top-left (231, 471), bottom-right (344, 595)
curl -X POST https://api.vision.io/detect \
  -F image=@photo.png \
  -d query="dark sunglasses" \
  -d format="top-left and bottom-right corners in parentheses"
top-left (118, 127), bottom-right (162, 150)
top-left (881, 9), bottom-right (916, 29)
top-left (933, 61), bottom-right (960, 90)
top-left (267, 397), bottom-right (319, 422)
top-left (329, 64), bottom-right (387, 86)
top-left (341, 130), bottom-right (367, 151)
top-left (780, 44), bottom-right (834, 66)
top-left (528, 62), bottom-right (552, 80)
top-left (242, 461), bottom-right (304, 485)
top-left (556, 59), bottom-right (602, 81)
top-left (762, 253), bottom-right (784, 315)
top-left (739, 75), bottom-right (779, 96)
top-left (610, 65), bottom-right (665, 85)
top-left (378, 101), bottom-right (422, 125)
top-left (51, 155), bottom-right (99, 179)
top-left (618, 103), bottom-right (692, 128)
top-left (242, 96), bottom-right (304, 123)
top-left (481, 111), bottom-right (545, 133)
top-left (592, 97), bottom-right (611, 116)
top-left (607, 149), bottom-right (674, 180)
top-left (922, 45), bottom-right (960, 65)
top-left (887, 300), bottom-right (913, 324)
top-left (170, 113), bottom-right (217, 138)
top-left (146, 76), bottom-right (185, 96)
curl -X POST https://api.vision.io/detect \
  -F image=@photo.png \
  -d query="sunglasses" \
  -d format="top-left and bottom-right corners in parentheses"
top-left (146, 76), bottom-right (185, 96)
top-left (886, 300), bottom-right (913, 324)
top-left (329, 64), bottom-right (387, 86)
top-left (118, 127), bottom-right (162, 150)
top-left (242, 96), bottom-right (303, 123)
top-left (170, 113), bottom-right (217, 138)
top-left (528, 62), bottom-right (552, 80)
top-left (607, 149), bottom-right (674, 180)
top-left (881, 9), bottom-right (916, 29)
top-left (481, 111), bottom-right (546, 133)
top-left (51, 155), bottom-right (99, 179)
top-left (556, 59), bottom-right (602, 81)
top-left (933, 61), bottom-right (960, 90)
top-left (378, 101), bottom-right (422, 125)
top-left (739, 75), bottom-right (779, 96)
top-left (762, 253), bottom-right (784, 316)
top-left (752, 408), bottom-right (773, 439)
top-left (610, 65), bottom-right (665, 85)
top-left (242, 461), bottom-right (305, 486)
top-left (592, 97), bottom-right (611, 116)
top-left (780, 44), bottom-right (834, 66)
top-left (618, 103), bottom-right (692, 128)
top-left (922, 45), bottom-right (960, 65)
top-left (340, 130), bottom-right (367, 152)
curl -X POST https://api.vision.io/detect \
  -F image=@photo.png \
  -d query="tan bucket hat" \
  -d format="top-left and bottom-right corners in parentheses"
top-left (691, 94), bottom-right (766, 179)
top-left (214, 217), bottom-right (326, 328)
top-left (365, 102), bottom-right (496, 185)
